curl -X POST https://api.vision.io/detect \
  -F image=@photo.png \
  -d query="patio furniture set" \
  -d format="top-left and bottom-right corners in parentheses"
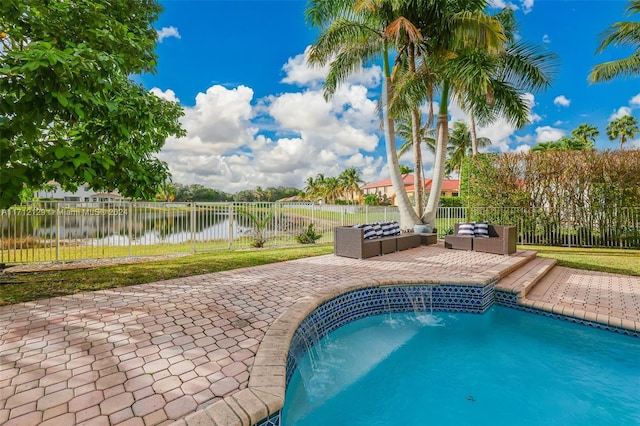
top-left (444, 222), bottom-right (517, 255)
top-left (333, 221), bottom-right (437, 259)
top-left (334, 221), bottom-right (517, 259)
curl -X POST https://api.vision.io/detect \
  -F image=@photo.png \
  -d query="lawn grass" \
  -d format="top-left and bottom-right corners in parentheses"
top-left (0, 244), bottom-right (334, 306)
top-left (2, 243), bottom-right (639, 307)
top-left (522, 245), bottom-right (640, 276)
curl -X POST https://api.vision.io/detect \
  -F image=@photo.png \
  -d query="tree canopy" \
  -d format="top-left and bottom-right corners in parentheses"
top-left (0, 0), bottom-right (186, 208)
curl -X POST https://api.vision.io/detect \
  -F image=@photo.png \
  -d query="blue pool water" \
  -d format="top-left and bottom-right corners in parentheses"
top-left (283, 307), bottom-right (640, 426)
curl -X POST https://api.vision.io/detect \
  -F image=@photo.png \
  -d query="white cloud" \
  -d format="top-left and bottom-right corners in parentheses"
top-left (630, 93), bottom-right (640, 106)
top-left (156, 56), bottom-right (387, 192)
top-left (521, 0), bottom-right (534, 14)
top-left (280, 46), bottom-right (329, 88)
top-left (281, 45), bottom-right (381, 90)
top-left (157, 26), bottom-right (181, 42)
top-left (150, 88), bottom-right (180, 103)
top-left (609, 106), bottom-right (633, 120)
top-left (553, 95), bottom-right (570, 107)
top-left (542, 34), bottom-right (551, 44)
top-left (488, 0), bottom-right (533, 13)
top-left (535, 126), bottom-right (565, 143)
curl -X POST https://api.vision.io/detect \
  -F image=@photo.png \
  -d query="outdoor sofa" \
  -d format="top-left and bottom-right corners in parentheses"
top-left (444, 223), bottom-right (517, 255)
top-left (334, 222), bottom-right (424, 259)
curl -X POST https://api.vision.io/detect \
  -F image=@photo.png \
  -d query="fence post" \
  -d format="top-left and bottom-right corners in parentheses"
top-left (228, 203), bottom-right (234, 250)
top-left (341, 208), bottom-right (345, 226)
top-left (55, 202), bottom-right (60, 262)
top-left (365, 205), bottom-right (369, 224)
top-left (190, 203), bottom-right (196, 254)
top-left (128, 202), bottom-right (133, 256)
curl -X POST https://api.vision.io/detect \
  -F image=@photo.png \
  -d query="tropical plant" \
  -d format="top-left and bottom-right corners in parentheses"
top-left (0, 0), bottom-right (186, 209)
top-left (295, 224), bottom-right (323, 244)
top-left (606, 115), bottom-right (639, 149)
top-left (589, 0), bottom-right (640, 83)
top-left (237, 207), bottom-right (275, 248)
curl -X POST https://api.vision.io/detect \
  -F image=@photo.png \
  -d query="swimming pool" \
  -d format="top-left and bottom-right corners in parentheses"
top-left (283, 306), bottom-right (640, 425)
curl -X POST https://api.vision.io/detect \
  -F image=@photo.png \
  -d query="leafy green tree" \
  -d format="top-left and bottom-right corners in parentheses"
top-left (0, 0), bottom-right (185, 208)
top-left (590, 0), bottom-right (640, 82)
top-left (607, 115), bottom-right (640, 149)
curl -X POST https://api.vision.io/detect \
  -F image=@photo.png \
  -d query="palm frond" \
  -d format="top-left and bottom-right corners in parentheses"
top-left (589, 55), bottom-right (640, 82)
top-left (595, 21), bottom-right (640, 54)
top-left (500, 41), bottom-right (559, 92)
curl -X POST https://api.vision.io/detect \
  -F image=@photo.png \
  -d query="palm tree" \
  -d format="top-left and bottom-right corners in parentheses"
top-left (446, 121), bottom-right (491, 175)
top-left (339, 167), bottom-right (364, 203)
top-left (380, 1), bottom-right (509, 226)
top-left (303, 176), bottom-right (316, 200)
top-left (306, 0), bottom-right (421, 227)
top-left (589, 0), bottom-right (640, 83)
top-left (606, 115), bottom-right (640, 149)
top-left (322, 177), bottom-right (342, 204)
top-left (571, 123), bottom-right (599, 149)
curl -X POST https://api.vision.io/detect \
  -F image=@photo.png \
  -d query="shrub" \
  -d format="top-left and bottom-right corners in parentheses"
top-left (295, 224), bottom-right (322, 244)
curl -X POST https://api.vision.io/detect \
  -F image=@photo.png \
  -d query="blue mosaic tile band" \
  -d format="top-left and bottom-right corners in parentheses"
top-left (286, 283), bottom-right (494, 388)
top-left (495, 290), bottom-right (639, 338)
top-left (494, 290), bottom-right (519, 308)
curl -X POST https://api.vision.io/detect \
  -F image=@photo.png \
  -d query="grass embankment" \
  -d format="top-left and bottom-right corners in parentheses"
top-left (0, 244), bottom-right (334, 306)
top-left (523, 245), bottom-right (640, 276)
top-left (1, 244), bottom-right (639, 306)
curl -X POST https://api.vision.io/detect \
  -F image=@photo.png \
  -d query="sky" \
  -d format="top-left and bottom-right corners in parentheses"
top-left (140, 0), bottom-right (640, 193)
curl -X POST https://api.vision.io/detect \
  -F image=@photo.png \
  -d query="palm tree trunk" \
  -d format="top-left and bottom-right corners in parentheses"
top-left (470, 111), bottom-right (479, 156)
top-left (412, 107), bottom-right (423, 218)
top-left (423, 82), bottom-right (450, 226)
top-left (382, 42), bottom-right (420, 228)
top-left (409, 45), bottom-right (424, 219)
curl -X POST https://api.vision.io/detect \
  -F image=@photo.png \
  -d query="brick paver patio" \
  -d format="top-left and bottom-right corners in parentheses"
top-left (0, 244), bottom-right (638, 425)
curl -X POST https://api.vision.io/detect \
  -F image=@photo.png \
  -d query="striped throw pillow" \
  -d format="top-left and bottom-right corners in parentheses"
top-left (457, 222), bottom-right (475, 237)
top-left (474, 222), bottom-right (490, 238)
top-left (381, 221), bottom-right (395, 236)
top-left (373, 223), bottom-right (383, 238)
top-left (362, 225), bottom-right (377, 239)
top-left (391, 221), bottom-right (401, 236)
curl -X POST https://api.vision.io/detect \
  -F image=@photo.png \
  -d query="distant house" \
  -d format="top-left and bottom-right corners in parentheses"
top-left (361, 174), bottom-right (459, 205)
top-left (35, 182), bottom-right (123, 203)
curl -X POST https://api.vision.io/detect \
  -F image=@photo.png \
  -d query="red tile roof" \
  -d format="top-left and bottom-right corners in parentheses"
top-left (361, 174), bottom-right (415, 189)
top-left (363, 175), bottom-right (459, 192)
top-left (406, 179), bottom-right (460, 191)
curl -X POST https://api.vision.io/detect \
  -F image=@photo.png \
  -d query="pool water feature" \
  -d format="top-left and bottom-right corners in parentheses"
top-left (283, 307), bottom-right (640, 425)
